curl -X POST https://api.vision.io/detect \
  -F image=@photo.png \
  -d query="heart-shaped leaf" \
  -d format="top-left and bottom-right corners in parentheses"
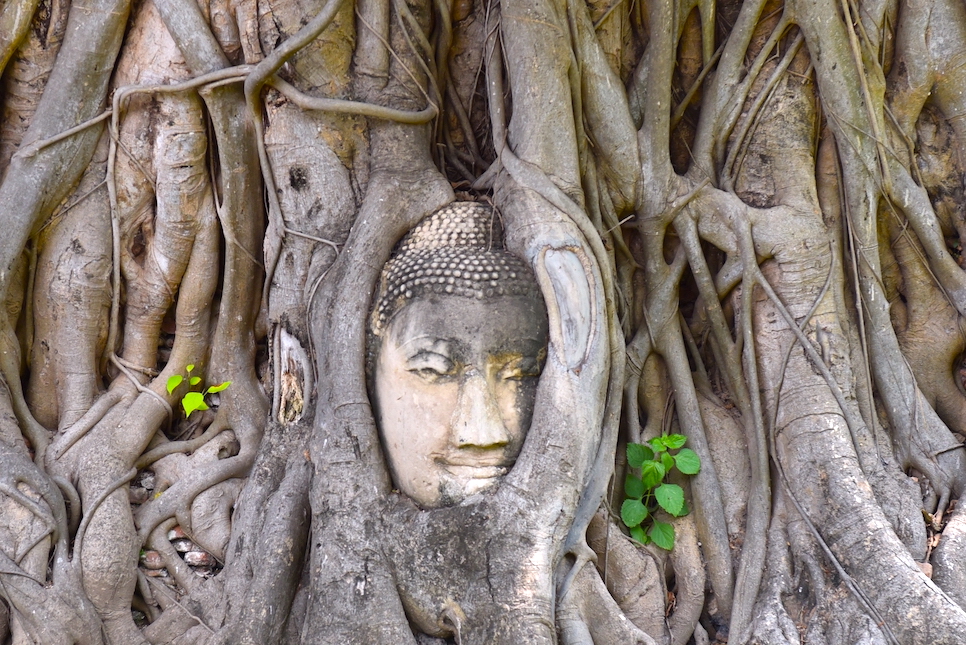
top-left (207, 381), bottom-right (231, 394)
top-left (621, 498), bottom-right (649, 528)
top-left (166, 374), bottom-right (183, 395)
top-left (624, 474), bottom-right (646, 499)
top-left (641, 460), bottom-right (666, 490)
top-left (674, 448), bottom-right (701, 475)
top-left (627, 443), bottom-right (653, 469)
top-left (649, 520), bottom-right (675, 550)
top-left (182, 391), bottom-right (209, 417)
top-left (655, 483), bottom-right (685, 516)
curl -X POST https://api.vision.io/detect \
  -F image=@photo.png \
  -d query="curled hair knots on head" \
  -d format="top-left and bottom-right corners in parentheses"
top-left (370, 202), bottom-right (542, 336)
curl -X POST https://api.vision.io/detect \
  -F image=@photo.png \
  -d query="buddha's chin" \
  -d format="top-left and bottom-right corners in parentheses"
top-left (435, 466), bottom-right (508, 505)
top-left (461, 474), bottom-right (502, 496)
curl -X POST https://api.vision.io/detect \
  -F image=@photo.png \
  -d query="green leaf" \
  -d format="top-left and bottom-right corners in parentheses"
top-left (661, 451), bottom-right (675, 472)
top-left (640, 460), bottom-right (666, 490)
top-left (655, 483), bottom-right (685, 516)
top-left (182, 391), bottom-right (209, 417)
top-left (673, 448), bottom-right (701, 475)
top-left (621, 498), bottom-right (649, 528)
top-left (166, 374), bottom-right (183, 395)
top-left (648, 437), bottom-right (667, 453)
top-left (629, 525), bottom-right (648, 544)
top-left (663, 434), bottom-right (687, 450)
top-left (189, 376), bottom-right (202, 386)
top-left (627, 443), bottom-right (653, 468)
top-left (207, 381), bottom-right (231, 394)
top-left (186, 364), bottom-right (195, 373)
top-left (649, 520), bottom-right (675, 550)
top-left (624, 474), bottom-right (646, 499)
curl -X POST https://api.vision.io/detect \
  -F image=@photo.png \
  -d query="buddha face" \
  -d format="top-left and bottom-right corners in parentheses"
top-left (373, 293), bottom-right (548, 508)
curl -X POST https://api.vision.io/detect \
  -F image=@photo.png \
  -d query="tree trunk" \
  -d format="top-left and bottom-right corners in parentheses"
top-left (3, 0), bottom-right (966, 643)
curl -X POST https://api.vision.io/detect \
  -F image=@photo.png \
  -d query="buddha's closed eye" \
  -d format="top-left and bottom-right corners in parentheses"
top-left (496, 356), bottom-right (543, 381)
top-left (407, 351), bottom-right (457, 381)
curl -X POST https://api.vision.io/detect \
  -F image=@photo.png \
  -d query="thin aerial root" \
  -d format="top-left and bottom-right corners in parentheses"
top-left (109, 354), bottom-right (172, 418)
top-left (723, 32), bottom-right (805, 187)
top-left (243, 0), bottom-right (349, 100)
top-left (135, 418), bottom-right (228, 469)
top-left (14, 110), bottom-right (114, 160)
top-left (268, 77), bottom-right (437, 123)
top-left (773, 459), bottom-right (901, 645)
top-left (112, 354), bottom-right (159, 378)
top-left (282, 227), bottom-right (341, 252)
top-left (670, 42), bottom-right (725, 130)
top-left (52, 475), bottom-right (81, 537)
top-left (558, 541), bottom-right (598, 601)
top-left (0, 550), bottom-right (45, 585)
top-left (735, 221), bottom-right (870, 471)
top-left (112, 66), bottom-right (253, 115)
top-left (146, 520), bottom-right (201, 595)
top-left (0, 482), bottom-right (57, 538)
top-left (14, 529), bottom-right (51, 566)
top-left (49, 389), bottom-right (123, 459)
top-left (144, 575), bottom-right (215, 634)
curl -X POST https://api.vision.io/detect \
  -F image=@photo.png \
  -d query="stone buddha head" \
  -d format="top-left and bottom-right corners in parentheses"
top-left (369, 202), bottom-right (549, 508)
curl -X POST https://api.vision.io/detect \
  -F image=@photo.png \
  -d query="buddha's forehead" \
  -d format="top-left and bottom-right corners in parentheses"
top-left (387, 294), bottom-right (548, 358)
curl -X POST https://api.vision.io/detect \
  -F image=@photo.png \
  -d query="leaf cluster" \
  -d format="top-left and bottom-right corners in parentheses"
top-left (621, 434), bottom-right (701, 550)
top-left (166, 364), bottom-right (231, 417)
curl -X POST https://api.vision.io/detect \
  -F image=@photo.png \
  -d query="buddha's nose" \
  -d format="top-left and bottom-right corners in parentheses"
top-left (452, 369), bottom-right (510, 448)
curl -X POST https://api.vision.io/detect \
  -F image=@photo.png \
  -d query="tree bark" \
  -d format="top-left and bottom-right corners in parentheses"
top-left (4, 0), bottom-right (966, 643)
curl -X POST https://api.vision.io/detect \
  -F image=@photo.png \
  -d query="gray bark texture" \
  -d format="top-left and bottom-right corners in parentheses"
top-left (3, 0), bottom-right (966, 643)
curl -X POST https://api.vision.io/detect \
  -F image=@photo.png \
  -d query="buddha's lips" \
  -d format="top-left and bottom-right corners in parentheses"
top-left (438, 463), bottom-right (508, 479)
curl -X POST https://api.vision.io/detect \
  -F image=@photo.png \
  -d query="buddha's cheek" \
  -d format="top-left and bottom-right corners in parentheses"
top-left (374, 370), bottom-right (459, 505)
top-left (494, 380), bottom-right (536, 454)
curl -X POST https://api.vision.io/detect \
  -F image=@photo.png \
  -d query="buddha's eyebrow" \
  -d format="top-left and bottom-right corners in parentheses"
top-left (397, 336), bottom-right (454, 356)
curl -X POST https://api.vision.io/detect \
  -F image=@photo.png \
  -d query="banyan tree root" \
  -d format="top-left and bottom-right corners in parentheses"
top-left (557, 562), bottom-right (657, 645)
top-left (8, 0), bottom-right (966, 642)
top-left (0, 415), bottom-right (109, 645)
top-left (587, 511), bottom-right (668, 642)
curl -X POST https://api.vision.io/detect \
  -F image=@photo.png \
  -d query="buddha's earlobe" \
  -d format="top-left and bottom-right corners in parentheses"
top-left (536, 246), bottom-right (596, 371)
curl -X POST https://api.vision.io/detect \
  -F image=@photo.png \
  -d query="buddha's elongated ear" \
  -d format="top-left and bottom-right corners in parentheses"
top-left (495, 177), bottom-right (614, 521)
top-left (534, 247), bottom-right (596, 372)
